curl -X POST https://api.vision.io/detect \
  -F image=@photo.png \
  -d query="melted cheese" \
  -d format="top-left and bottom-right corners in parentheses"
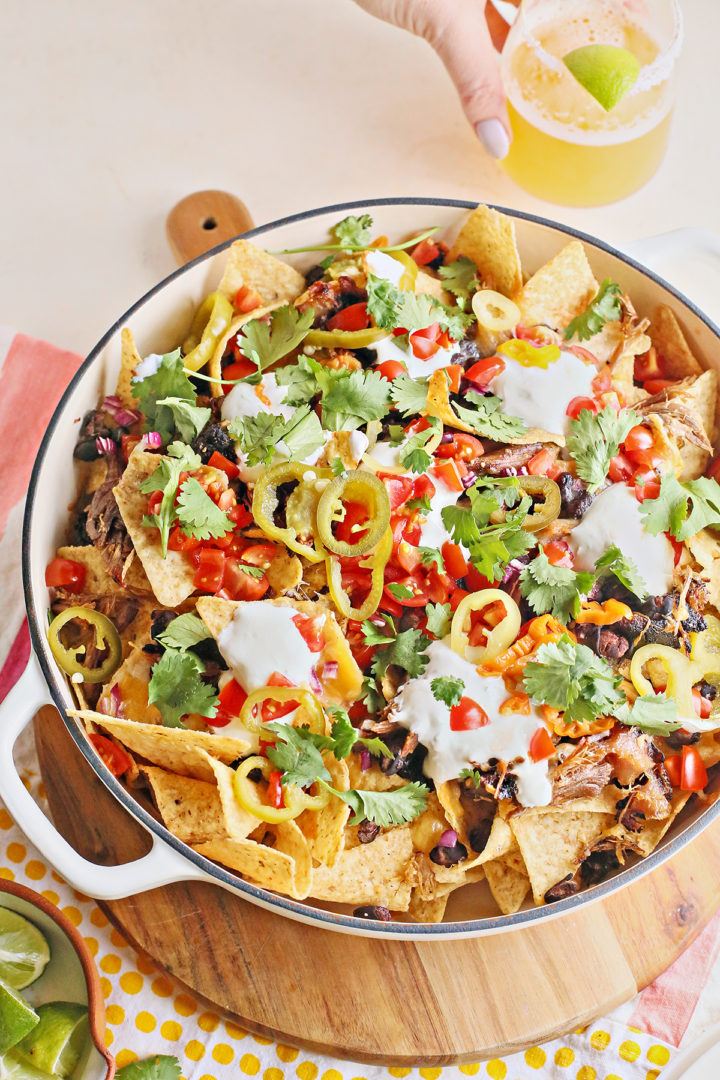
top-left (570, 483), bottom-right (675, 596)
top-left (492, 348), bottom-right (596, 435)
top-left (391, 640), bottom-right (552, 806)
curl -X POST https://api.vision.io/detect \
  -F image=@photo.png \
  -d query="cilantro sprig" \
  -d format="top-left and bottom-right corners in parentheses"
top-left (390, 375), bottom-right (430, 417)
top-left (140, 454), bottom-right (234, 555)
top-left (564, 279), bottom-right (623, 342)
top-left (236, 305), bottom-right (314, 378)
top-left (399, 418), bottom-right (442, 474)
top-left (156, 612), bottom-right (211, 651)
top-left (441, 477), bottom-right (534, 581)
top-left (131, 349), bottom-right (198, 444)
top-left (566, 405), bottom-right (639, 492)
top-left (452, 391), bottom-right (527, 441)
top-left (519, 552), bottom-right (595, 623)
top-left (115, 1056), bottom-right (182, 1080)
top-left (439, 256), bottom-right (480, 310)
top-left (148, 650), bottom-right (219, 727)
top-left (272, 215), bottom-right (440, 256)
top-left (228, 404), bottom-right (325, 467)
top-left (594, 544), bottom-right (648, 600)
top-left (366, 276), bottom-right (472, 340)
top-left (523, 635), bottom-right (625, 725)
top-left (431, 675), bottom-right (464, 708)
top-left (641, 473), bottom-right (720, 541)
top-left (613, 693), bottom-right (682, 735)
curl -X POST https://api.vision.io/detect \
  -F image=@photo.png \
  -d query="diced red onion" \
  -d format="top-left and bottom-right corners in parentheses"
top-left (501, 559), bottom-right (524, 586)
top-left (360, 749), bottom-right (372, 771)
top-left (102, 395), bottom-right (142, 427)
top-left (99, 683), bottom-right (123, 717)
top-left (439, 829), bottom-right (458, 847)
top-left (462, 470), bottom-right (478, 489)
top-left (95, 436), bottom-right (117, 457)
top-left (140, 431), bottom-right (162, 451)
top-left (440, 432), bottom-right (454, 445)
top-left (322, 661), bottom-right (339, 680)
top-left (310, 667), bottom-right (322, 694)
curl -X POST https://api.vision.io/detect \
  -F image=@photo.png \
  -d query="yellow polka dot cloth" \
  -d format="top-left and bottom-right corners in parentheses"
top-left (0, 730), bottom-right (682, 1080)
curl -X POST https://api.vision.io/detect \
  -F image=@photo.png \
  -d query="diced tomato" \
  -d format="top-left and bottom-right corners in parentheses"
top-left (450, 697), bottom-right (489, 731)
top-left (380, 473), bottom-right (415, 510)
top-left (240, 543), bottom-right (278, 569)
top-left (431, 458), bottom-right (464, 492)
top-left (194, 548), bottom-right (226, 592)
top-left (708, 457), bottom-right (720, 482)
top-left (412, 474), bottom-right (436, 501)
top-left (515, 325), bottom-right (554, 346)
top-left (427, 566), bottom-right (453, 605)
top-left (591, 367), bottom-right (612, 394)
top-left (465, 565), bottom-right (496, 592)
top-left (664, 754), bottom-right (683, 786)
top-left (88, 734), bottom-right (132, 777)
top-left (411, 238), bottom-right (441, 266)
top-left (261, 671), bottom-right (298, 723)
top-left (292, 613), bottom-right (326, 653)
top-left (623, 424), bottom-right (654, 455)
top-left (608, 453), bottom-right (634, 483)
top-left (223, 358), bottom-right (257, 382)
top-left (219, 556), bottom-right (270, 601)
top-left (693, 688), bottom-right (713, 720)
top-left (121, 433), bottom-right (142, 461)
top-left (444, 364), bottom-right (464, 394)
top-left (634, 346), bottom-right (665, 383)
top-left (567, 344), bottom-right (600, 366)
top-left (377, 359), bottom-right (408, 382)
top-left (345, 620), bottom-right (376, 669)
top-left (213, 677), bottom-right (249, 726)
top-left (267, 771), bottom-right (285, 809)
top-left (227, 503), bottom-right (253, 528)
top-left (404, 416), bottom-right (432, 436)
top-left (327, 302), bottom-right (369, 332)
top-left (667, 534), bottom-right (683, 567)
top-left (168, 525), bottom-right (201, 552)
top-left (383, 571), bottom-right (429, 608)
top-left (409, 322), bottom-right (442, 360)
top-left (449, 586), bottom-right (470, 611)
top-left (435, 433), bottom-right (484, 462)
top-left (466, 357), bottom-right (505, 385)
top-left (146, 491), bottom-right (163, 516)
top-left (543, 540), bottom-right (573, 568)
top-left (468, 620), bottom-right (487, 648)
top-left (527, 449), bottom-right (555, 476)
top-left (633, 470), bottom-right (661, 502)
top-left (643, 379), bottom-right (674, 395)
top-left (379, 593), bottom-right (404, 618)
top-left (566, 396), bottom-right (598, 420)
top-left (335, 500), bottom-right (370, 545)
top-left (442, 541), bottom-right (469, 581)
top-left (207, 450), bottom-right (239, 479)
top-left (234, 285), bottom-right (263, 313)
top-left (45, 557), bottom-right (87, 593)
top-left (529, 727), bottom-right (555, 762)
top-left (396, 541), bottom-right (422, 574)
top-left (681, 745), bottom-right (708, 791)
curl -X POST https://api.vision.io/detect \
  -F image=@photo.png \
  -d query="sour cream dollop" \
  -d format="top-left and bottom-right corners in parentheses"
top-left (569, 483), bottom-right (675, 596)
top-left (221, 372), bottom-right (293, 423)
top-left (493, 349), bottom-right (596, 435)
top-left (217, 602), bottom-right (316, 693)
top-left (391, 640), bottom-right (552, 807)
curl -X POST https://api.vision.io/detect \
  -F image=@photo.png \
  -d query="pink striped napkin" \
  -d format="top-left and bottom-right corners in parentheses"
top-left (1, 325), bottom-right (718, 1076)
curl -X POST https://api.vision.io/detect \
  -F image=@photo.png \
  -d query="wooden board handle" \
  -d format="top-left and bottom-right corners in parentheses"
top-left (166, 190), bottom-right (254, 267)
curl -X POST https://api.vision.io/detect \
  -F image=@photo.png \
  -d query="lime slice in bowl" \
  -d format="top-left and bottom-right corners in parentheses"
top-left (14, 1003), bottom-right (88, 1078)
top-left (0, 977), bottom-right (39, 1055)
top-left (563, 44), bottom-right (641, 111)
top-left (0, 910), bottom-right (50, 991)
top-left (0, 1052), bottom-right (62, 1080)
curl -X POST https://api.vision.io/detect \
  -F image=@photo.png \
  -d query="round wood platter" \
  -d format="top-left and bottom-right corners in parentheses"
top-left (33, 705), bottom-right (720, 1066)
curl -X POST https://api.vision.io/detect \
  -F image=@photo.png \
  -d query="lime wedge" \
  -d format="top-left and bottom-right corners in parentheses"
top-left (0, 910), bottom-right (50, 991)
top-left (563, 44), bottom-right (641, 111)
top-left (0, 978), bottom-right (39, 1055)
top-left (14, 1003), bottom-right (88, 1078)
top-left (0, 1052), bottom-right (61, 1080)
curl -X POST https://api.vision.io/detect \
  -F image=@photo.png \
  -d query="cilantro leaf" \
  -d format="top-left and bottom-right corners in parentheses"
top-left (371, 628), bottom-right (432, 681)
top-left (399, 421), bottom-right (441, 474)
top-left (328, 782), bottom-right (429, 827)
top-left (115, 1056), bottom-right (182, 1080)
top-left (139, 456), bottom-right (183, 557)
top-left (418, 546), bottom-right (444, 572)
top-left (319, 367), bottom-right (392, 430)
top-left (330, 456), bottom-right (347, 477)
top-left (237, 305), bottom-right (314, 375)
top-left (148, 650), bottom-right (218, 727)
top-left (131, 350), bottom-right (196, 444)
top-left (167, 441), bottom-right (202, 470)
top-left (594, 544), bottom-right (649, 600)
top-left (523, 635), bottom-right (626, 725)
top-left (441, 505), bottom-right (478, 547)
top-left (407, 494), bottom-right (431, 512)
top-left (441, 481), bottom-right (534, 582)
top-left (157, 613), bottom-right (211, 652)
top-left (326, 706), bottom-right (358, 760)
top-left (362, 616), bottom-right (397, 646)
top-left (360, 675), bottom-right (386, 714)
top-left (175, 478), bottom-right (234, 541)
top-left (332, 213), bottom-right (373, 250)
top-left (264, 722), bottom-right (331, 789)
top-left (365, 275), bottom-right (471, 339)
top-left (641, 473), bottom-right (720, 541)
top-left (388, 582), bottom-right (414, 600)
top-left (431, 675), bottom-right (464, 708)
top-left (519, 552), bottom-right (594, 623)
top-left (425, 602), bottom-right (451, 639)
top-left (566, 405), bottom-right (639, 491)
top-left (365, 275), bottom-right (399, 330)
top-left (155, 397), bottom-right (211, 443)
top-left (439, 256), bottom-right (480, 309)
top-left (564, 279), bottom-right (623, 342)
top-left (274, 355), bottom-right (319, 406)
top-left (229, 413), bottom-right (285, 466)
top-left (453, 391), bottom-right (528, 440)
top-left (357, 736), bottom-right (393, 760)
top-left (237, 563), bottom-right (265, 578)
top-left (613, 693), bottom-right (682, 735)
top-left (458, 768), bottom-right (483, 788)
top-left (279, 407), bottom-right (325, 461)
top-left (390, 375), bottom-right (430, 417)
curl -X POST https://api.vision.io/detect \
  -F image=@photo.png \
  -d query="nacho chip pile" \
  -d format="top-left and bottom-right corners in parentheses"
top-left (46, 204), bottom-right (720, 923)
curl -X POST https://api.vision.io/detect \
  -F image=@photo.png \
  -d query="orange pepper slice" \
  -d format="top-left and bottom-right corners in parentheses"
top-left (574, 599), bottom-right (632, 626)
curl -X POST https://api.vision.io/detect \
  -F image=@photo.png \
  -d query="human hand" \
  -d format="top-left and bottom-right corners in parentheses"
top-left (352, 0), bottom-right (518, 158)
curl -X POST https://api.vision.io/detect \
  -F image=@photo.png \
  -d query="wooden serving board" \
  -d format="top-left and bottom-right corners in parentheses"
top-left (34, 706), bottom-right (720, 1066)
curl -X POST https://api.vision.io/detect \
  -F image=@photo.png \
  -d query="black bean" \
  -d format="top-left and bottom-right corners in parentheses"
top-left (357, 821), bottom-right (380, 844)
top-left (429, 842), bottom-right (468, 867)
top-left (544, 876), bottom-right (580, 903)
top-left (73, 439), bottom-right (101, 461)
top-left (353, 905), bottom-right (392, 921)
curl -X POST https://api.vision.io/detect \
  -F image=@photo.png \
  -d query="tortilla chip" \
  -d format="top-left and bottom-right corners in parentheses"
top-left (424, 368), bottom-right (563, 447)
top-left (70, 711), bottom-right (249, 782)
top-left (207, 304), bottom-right (279, 395)
top-left (484, 854), bottom-right (530, 915)
top-left (509, 808), bottom-right (616, 905)
top-left (414, 269), bottom-right (452, 304)
top-left (408, 889), bottom-right (449, 923)
top-left (448, 205), bottom-right (522, 298)
top-left (265, 549), bottom-right (303, 595)
top-left (57, 545), bottom-right (125, 596)
top-left (345, 757), bottom-right (405, 792)
top-left (196, 753), bottom-right (262, 841)
top-left (688, 530), bottom-right (720, 607)
top-left (217, 240), bottom-right (305, 307)
top-left (194, 821), bottom-right (311, 900)
top-left (516, 241), bottom-right (598, 331)
top-left (296, 754), bottom-right (350, 867)
top-left (113, 450), bottom-right (196, 607)
top-left (309, 827), bottom-right (413, 910)
top-left (99, 648), bottom-right (162, 725)
top-left (142, 766), bottom-right (229, 844)
top-left (117, 328), bottom-right (142, 408)
top-left (650, 305), bottom-right (703, 379)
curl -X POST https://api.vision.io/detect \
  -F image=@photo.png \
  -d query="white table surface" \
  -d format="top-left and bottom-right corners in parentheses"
top-left (0, 0), bottom-right (712, 355)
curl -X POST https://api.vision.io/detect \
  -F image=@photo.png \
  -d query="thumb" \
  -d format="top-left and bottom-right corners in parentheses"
top-left (413, 0), bottom-right (512, 158)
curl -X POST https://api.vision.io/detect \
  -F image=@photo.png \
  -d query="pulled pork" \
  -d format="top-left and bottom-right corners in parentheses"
top-left (83, 458), bottom-right (134, 583)
top-left (552, 739), bottom-right (614, 803)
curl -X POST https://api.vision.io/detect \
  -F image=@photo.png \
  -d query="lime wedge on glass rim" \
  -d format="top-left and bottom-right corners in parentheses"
top-left (14, 1002), bottom-right (88, 1078)
top-left (563, 44), bottom-right (641, 111)
top-left (0, 977), bottom-right (39, 1055)
top-left (0, 910), bottom-right (50, 991)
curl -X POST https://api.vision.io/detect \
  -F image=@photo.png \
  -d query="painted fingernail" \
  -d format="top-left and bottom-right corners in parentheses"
top-left (475, 118), bottom-right (511, 160)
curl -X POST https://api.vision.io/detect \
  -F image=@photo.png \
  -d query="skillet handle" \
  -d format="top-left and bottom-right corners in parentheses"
top-left (0, 656), bottom-right (209, 900)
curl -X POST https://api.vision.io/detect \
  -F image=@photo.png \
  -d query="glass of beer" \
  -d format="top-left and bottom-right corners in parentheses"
top-left (500, 0), bottom-right (683, 206)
